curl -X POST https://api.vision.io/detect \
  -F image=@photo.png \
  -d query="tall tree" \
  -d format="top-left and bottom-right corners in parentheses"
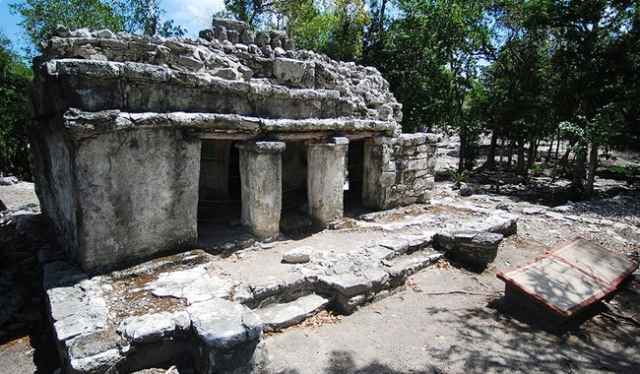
top-left (0, 34), bottom-right (32, 178)
top-left (10, 0), bottom-right (187, 51)
top-left (366, 0), bottom-right (492, 170)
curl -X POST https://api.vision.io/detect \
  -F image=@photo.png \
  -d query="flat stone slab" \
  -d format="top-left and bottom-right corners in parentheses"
top-left (118, 311), bottom-right (190, 344)
top-left (146, 264), bottom-right (238, 304)
top-left (498, 238), bottom-right (638, 317)
top-left (256, 294), bottom-right (329, 332)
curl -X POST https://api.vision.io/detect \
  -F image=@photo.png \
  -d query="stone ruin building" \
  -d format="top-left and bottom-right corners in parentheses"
top-left (32, 18), bottom-right (438, 274)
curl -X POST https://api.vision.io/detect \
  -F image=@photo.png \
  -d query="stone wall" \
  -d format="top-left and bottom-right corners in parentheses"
top-left (364, 133), bottom-right (439, 209)
top-left (30, 18), bottom-right (437, 272)
top-left (32, 126), bottom-right (201, 273)
top-left (73, 128), bottom-right (200, 272)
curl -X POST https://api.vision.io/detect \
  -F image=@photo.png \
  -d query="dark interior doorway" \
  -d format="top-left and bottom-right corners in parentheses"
top-left (345, 139), bottom-right (367, 215)
top-left (198, 140), bottom-right (249, 250)
top-left (280, 141), bottom-right (312, 233)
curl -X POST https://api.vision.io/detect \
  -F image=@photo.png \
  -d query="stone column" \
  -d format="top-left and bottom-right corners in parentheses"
top-left (363, 136), bottom-right (396, 210)
top-left (307, 137), bottom-right (348, 227)
top-left (237, 141), bottom-right (286, 240)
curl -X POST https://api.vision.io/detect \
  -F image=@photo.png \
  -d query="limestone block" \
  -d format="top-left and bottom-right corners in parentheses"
top-left (270, 31), bottom-right (287, 49)
top-left (435, 231), bottom-right (504, 270)
top-left (256, 294), bottom-right (329, 332)
top-left (238, 141), bottom-right (286, 239)
top-left (214, 25), bottom-right (227, 41)
top-left (198, 29), bottom-right (214, 41)
top-left (307, 138), bottom-right (348, 227)
top-left (398, 133), bottom-right (427, 146)
top-left (273, 57), bottom-right (315, 88)
top-left (189, 298), bottom-right (263, 373)
top-left (255, 32), bottom-right (270, 47)
top-left (73, 128), bottom-right (200, 272)
top-left (118, 311), bottom-right (190, 344)
top-left (241, 30), bottom-right (255, 44)
top-left (282, 246), bottom-right (313, 264)
top-left (212, 18), bottom-right (247, 34)
top-left (227, 29), bottom-right (240, 44)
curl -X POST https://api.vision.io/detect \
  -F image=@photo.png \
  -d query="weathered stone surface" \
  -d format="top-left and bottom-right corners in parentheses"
top-left (0, 176), bottom-right (18, 185)
top-left (307, 138), bottom-right (348, 227)
top-left (523, 207), bottom-right (544, 215)
top-left (118, 311), bottom-right (190, 344)
top-left (146, 264), bottom-right (236, 304)
top-left (363, 134), bottom-right (437, 210)
top-left (238, 141), bottom-right (285, 240)
top-left (72, 127), bottom-right (200, 272)
top-left (68, 347), bottom-right (122, 374)
top-left (46, 270), bottom-right (109, 342)
top-left (459, 184), bottom-right (473, 197)
top-left (320, 273), bottom-right (372, 297)
top-left (188, 298), bottom-right (262, 350)
top-left (256, 294), bottom-right (329, 332)
top-left (273, 57), bottom-right (315, 88)
top-left (435, 231), bottom-right (504, 269)
top-left (384, 252), bottom-right (444, 282)
top-left (65, 328), bottom-right (124, 373)
top-left (282, 246), bottom-right (313, 264)
top-left (31, 17), bottom-right (437, 282)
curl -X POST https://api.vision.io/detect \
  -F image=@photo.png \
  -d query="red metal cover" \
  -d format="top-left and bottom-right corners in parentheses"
top-left (497, 238), bottom-right (638, 317)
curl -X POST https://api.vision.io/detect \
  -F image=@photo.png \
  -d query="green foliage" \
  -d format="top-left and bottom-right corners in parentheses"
top-left (225, 0), bottom-right (369, 61)
top-left (0, 35), bottom-right (33, 178)
top-left (10, 0), bottom-right (187, 51)
top-left (448, 169), bottom-right (468, 187)
top-left (10, 0), bottom-right (126, 48)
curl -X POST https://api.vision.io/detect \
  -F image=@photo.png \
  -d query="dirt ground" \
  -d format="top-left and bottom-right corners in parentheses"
top-left (1, 178), bottom-right (639, 374)
top-left (260, 180), bottom-right (640, 374)
top-left (262, 237), bottom-right (639, 374)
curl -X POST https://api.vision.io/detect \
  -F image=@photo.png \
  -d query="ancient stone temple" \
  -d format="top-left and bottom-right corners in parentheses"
top-left (32, 18), bottom-right (437, 273)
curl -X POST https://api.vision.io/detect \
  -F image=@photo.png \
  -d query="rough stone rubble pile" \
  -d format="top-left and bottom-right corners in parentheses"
top-left (36, 18), bottom-right (402, 131)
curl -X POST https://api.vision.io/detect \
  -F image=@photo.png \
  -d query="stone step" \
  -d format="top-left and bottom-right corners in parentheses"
top-left (384, 251), bottom-right (444, 284)
top-left (256, 294), bottom-right (330, 332)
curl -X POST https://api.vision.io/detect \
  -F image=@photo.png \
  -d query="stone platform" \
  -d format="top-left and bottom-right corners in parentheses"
top-left (41, 203), bottom-right (517, 373)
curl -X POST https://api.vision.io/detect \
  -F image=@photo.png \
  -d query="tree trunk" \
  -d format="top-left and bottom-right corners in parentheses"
top-left (484, 131), bottom-right (497, 170)
top-left (547, 137), bottom-right (554, 162)
top-left (458, 127), bottom-right (466, 172)
top-left (555, 128), bottom-right (561, 161)
top-left (499, 137), bottom-right (505, 167)
top-left (527, 138), bottom-right (537, 169)
top-left (507, 139), bottom-right (514, 168)
top-left (572, 141), bottom-right (587, 194)
top-left (516, 141), bottom-right (526, 175)
top-left (585, 142), bottom-right (599, 196)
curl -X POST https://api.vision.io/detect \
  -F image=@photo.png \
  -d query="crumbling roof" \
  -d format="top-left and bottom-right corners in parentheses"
top-left (34, 19), bottom-right (402, 138)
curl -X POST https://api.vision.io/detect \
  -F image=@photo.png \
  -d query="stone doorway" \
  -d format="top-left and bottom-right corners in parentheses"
top-left (198, 139), bottom-right (248, 249)
top-left (280, 141), bottom-right (312, 233)
top-left (345, 139), bottom-right (367, 215)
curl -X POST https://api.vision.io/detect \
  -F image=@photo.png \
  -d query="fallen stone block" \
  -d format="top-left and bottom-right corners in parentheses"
top-left (64, 329), bottom-right (124, 374)
top-left (282, 246), bottom-right (312, 264)
top-left (118, 311), bottom-right (190, 344)
top-left (435, 231), bottom-right (504, 270)
top-left (256, 294), bottom-right (329, 332)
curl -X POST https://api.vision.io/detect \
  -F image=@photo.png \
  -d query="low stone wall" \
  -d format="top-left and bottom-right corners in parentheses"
top-left (364, 133), bottom-right (439, 209)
